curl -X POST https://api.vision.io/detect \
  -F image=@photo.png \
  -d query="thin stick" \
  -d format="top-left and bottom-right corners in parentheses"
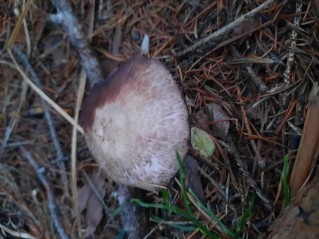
top-left (7, 49), bottom-right (84, 134)
top-left (175, 0), bottom-right (277, 56)
top-left (117, 186), bottom-right (147, 239)
top-left (50, 0), bottom-right (104, 88)
top-left (0, 81), bottom-right (27, 157)
top-left (11, 47), bottom-right (69, 190)
top-left (218, 140), bottom-right (272, 209)
top-left (20, 147), bottom-right (70, 239)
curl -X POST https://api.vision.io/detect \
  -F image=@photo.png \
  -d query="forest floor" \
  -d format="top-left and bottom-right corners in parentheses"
top-left (1, 1), bottom-right (319, 238)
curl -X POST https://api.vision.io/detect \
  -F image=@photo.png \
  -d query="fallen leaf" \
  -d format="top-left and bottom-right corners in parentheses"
top-left (191, 127), bottom-right (215, 158)
top-left (77, 183), bottom-right (90, 213)
top-left (184, 156), bottom-right (206, 204)
top-left (194, 109), bottom-right (210, 131)
top-left (290, 84), bottom-right (319, 196)
top-left (206, 103), bottom-right (230, 140)
top-left (77, 172), bottom-right (107, 237)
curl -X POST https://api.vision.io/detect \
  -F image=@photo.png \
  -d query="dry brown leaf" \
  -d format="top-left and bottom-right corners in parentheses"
top-left (184, 156), bottom-right (206, 204)
top-left (206, 103), bottom-right (230, 140)
top-left (77, 183), bottom-right (91, 213)
top-left (77, 173), bottom-right (107, 237)
top-left (194, 109), bottom-right (210, 131)
top-left (290, 85), bottom-right (319, 196)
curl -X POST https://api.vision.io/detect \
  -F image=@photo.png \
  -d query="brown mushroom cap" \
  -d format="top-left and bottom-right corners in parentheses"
top-left (80, 55), bottom-right (189, 192)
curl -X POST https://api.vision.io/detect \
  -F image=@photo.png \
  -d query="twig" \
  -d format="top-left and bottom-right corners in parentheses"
top-left (0, 0), bottom-right (31, 157)
top-left (12, 47), bottom-right (69, 191)
top-left (116, 185), bottom-right (148, 239)
top-left (83, 171), bottom-right (110, 217)
top-left (50, 0), bottom-right (104, 88)
top-left (7, 49), bottom-right (84, 134)
top-left (230, 46), bottom-right (268, 93)
top-left (0, 80), bottom-right (27, 157)
top-left (175, 0), bottom-right (277, 56)
top-left (198, 167), bottom-right (228, 200)
top-left (20, 146), bottom-right (70, 239)
top-left (246, 66), bottom-right (268, 93)
top-left (218, 140), bottom-right (272, 209)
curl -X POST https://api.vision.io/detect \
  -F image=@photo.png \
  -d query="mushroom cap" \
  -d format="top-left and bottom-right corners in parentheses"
top-left (80, 55), bottom-right (189, 191)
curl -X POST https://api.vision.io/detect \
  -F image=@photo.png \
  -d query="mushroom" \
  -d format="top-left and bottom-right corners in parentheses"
top-left (80, 55), bottom-right (189, 192)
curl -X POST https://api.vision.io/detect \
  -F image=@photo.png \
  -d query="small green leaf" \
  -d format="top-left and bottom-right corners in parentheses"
top-left (191, 127), bottom-right (215, 158)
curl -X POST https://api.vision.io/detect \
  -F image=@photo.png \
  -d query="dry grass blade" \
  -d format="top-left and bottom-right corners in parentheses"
top-left (6, 0), bottom-right (33, 49)
top-left (71, 70), bottom-right (86, 237)
top-left (0, 81), bottom-right (27, 156)
top-left (7, 49), bottom-right (84, 134)
top-left (0, 223), bottom-right (37, 239)
top-left (290, 84), bottom-right (319, 196)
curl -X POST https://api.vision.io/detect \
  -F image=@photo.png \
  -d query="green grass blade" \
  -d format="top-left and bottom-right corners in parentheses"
top-left (188, 189), bottom-right (236, 238)
top-left (176, 152), bottom-right (223, 239)
top-left (132, 199), bottom-right (219, 239)
top-left (132, 199), bottom-right (189, 218)
top-left (235, 194), bottom-right (255, 238)
top-left (151, 215), bottom-right (196, 232)
top-left (176, 151), bottom-right (192, 212)
top-left (281, 155), bottom-right (290, 207)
